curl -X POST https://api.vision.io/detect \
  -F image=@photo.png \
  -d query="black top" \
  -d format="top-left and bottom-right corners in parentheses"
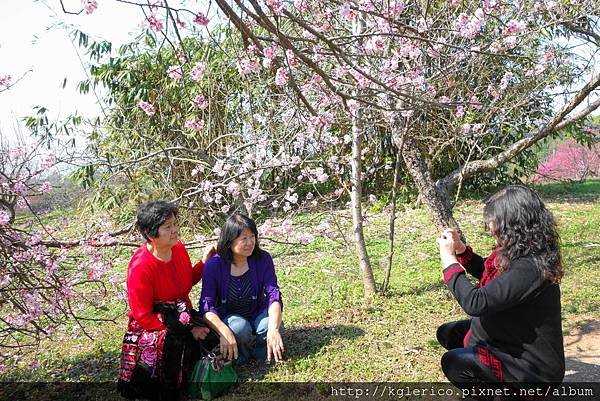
top-left (227, 270), bottom-right (253, 320)
top-left (443, 250), bottom-right (565, 383)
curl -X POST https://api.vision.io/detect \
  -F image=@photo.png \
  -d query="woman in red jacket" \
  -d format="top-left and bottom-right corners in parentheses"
top-left (437, 185), bottom-right (564, 400)
top-left (117, 200), bottom-right (214, 401)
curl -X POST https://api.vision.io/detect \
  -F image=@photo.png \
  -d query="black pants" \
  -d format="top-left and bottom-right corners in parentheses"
top-left (437, 320), bottom-right (504, 401)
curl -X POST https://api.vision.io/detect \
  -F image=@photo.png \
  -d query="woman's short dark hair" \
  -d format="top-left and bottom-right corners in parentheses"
top-left (136, 200), bottom-right (178, 241)
top-left (483, 185), bottom-right (563, 283)
top-left (217, 214), bottom-right (262, 263)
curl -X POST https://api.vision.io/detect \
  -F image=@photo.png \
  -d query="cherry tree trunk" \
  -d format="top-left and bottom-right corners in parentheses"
top-left (350, 111), bottom-right (377, 296)
top-left (399, 135), bottom-right (458, 231)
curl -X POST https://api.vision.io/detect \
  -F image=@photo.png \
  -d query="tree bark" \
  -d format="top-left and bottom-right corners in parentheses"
top-left (347, 11), bottom-right (376, 296)
top-left (437, 73), bottom-right (600, 196)
top-left (350, 111), bottom-right (377, 296)
top-left (400, 135), bottom-right (458, 231)
top-left (381, 147), bottom-right (402, 294)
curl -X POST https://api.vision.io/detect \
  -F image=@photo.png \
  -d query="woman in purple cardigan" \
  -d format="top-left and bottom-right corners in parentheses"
top-left (200, 213), bottom-right (284, 365)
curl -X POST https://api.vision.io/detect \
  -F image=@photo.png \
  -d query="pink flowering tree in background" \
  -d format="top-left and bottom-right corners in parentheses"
top-left (534, 138), bottom-right (600, 182)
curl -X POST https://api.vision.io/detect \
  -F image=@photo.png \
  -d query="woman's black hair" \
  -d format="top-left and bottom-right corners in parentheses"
top-left (136, 200), bottom-right (178, 241)
top-left (217, 213), bottom-right (262, 263)
top-left (483, 185), bottom-right (563, 283)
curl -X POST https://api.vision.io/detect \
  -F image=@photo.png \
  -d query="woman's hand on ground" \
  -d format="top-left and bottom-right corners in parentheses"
top-left (190, 325), bottom-right (210, 341)
top-left (219, 328), bottom-right (238, 361)
top-left (266, 328), bottom-right (284, 363)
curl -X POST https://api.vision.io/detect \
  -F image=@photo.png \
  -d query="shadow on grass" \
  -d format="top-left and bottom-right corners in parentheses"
top-left (382, 281), bottom-right (446, 298)
top-left (564, 358), bottom-right (600, 382)
top-left (235, 324), bottom-right (365, 381)
top-left (0, 348), bottom-right (119, 383)
top-left (533, 179), bottom-right (600, 203)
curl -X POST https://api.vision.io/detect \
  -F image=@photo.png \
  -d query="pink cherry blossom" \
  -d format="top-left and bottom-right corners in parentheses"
top-left (0, 75), bottom-right (12, 89)
top-left (263, 44), bottom-right (279, 64)
top-left (340, 3), bottom-right (356, 21)
top-left (40, 154), bottom-right (56, 169)
top-left (194, 12), bottom-right (209, 26)
top-left (297, 233), bottom-right (315, 244)
top-left (275, 67), bottom-right (288, 86)
top-left (503, 35), bottom-right (517, 48)
top-left (190, 62), bottom-right (206, 81)
top-left (13, 181), bottom-right (27, 195)
top-left (192, 95), bottom-right (208, 109)
top-left (191, 164), bottom-right (204, 176)
top-left (139, 100), bottom-right (156, 116)
top-left (504, 20), bottom-right (526, 35)
top-left (266, 0), bottom-right (284, 15)
top-left (455, 10), bottom-right (485, 39)
top-left (499, 72), bottom-right (513, 90)
top-left (16, 198), bottom-right (27, 209)
top-left (286, 49), bottom-right (299, 68)
top-left (294, 0), bottom-right (307, 12)
top-left (184, 119), bottom-right (205, 131)
top-left (470, 96), bottom-right (482, 110)
top-left (82, 0), bottom-right (97, 15)
top-left (388, 0), bottom-right (405, 17)
top-left (167, 65), bottom-right (183, 79)
top-left (534, 63), bottom-right (546, 76)
top-left (146, 16), bottom-right (163, 32)
top-left (417, 17), bottom-right (432, 33)
top-left (360, 0), bottom-right (375, 12)
top-left (0, 210), bottom-right (10, 225)
top-left (487, 84), bottom-right (500, 101)
top-left (237, 58), bottom-right (261, 75)
top-left (40, 182), bottom-right (52, 193)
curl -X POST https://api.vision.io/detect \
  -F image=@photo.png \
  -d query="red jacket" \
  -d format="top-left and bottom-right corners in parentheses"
top-left (126, 241), bottom-right (204, 331)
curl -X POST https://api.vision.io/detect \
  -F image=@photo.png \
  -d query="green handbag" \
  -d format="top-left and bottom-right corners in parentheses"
top-left (188, 347), bottom-right (238, 400)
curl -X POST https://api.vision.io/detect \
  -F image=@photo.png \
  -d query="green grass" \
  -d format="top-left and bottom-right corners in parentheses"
top-left (2, 180), bottom-right (599, 398)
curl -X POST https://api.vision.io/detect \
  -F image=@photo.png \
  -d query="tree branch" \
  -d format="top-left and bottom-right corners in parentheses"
top-left (437, 71), bottom-right (600, 194)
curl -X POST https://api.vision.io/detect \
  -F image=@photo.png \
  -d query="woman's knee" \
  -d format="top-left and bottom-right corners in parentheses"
top-left (225, 315), bottom-right (252, 343)
top-left (437, 322), bottom-right (452, 349)
top-left (441, 350), bottom-right (457, 380)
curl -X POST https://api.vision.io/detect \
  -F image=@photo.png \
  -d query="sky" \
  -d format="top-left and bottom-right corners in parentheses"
top-left (0, 0), bottom-right (143, 143)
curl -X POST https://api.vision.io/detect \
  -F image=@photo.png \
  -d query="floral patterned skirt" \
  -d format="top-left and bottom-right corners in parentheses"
top-left (117, 300), bottom-right (203, 400)
top-left (118, 319), bottom-right (168, 385)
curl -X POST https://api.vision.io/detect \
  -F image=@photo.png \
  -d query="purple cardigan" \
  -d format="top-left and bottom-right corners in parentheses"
top-left (199, 250), bottom-right (283, 320)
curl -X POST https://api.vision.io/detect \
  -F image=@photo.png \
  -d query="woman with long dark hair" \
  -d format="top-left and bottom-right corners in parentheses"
top-left (199, 213), bottom-right (284, 365)
top-left (436, 185), bottom-right (564, 398)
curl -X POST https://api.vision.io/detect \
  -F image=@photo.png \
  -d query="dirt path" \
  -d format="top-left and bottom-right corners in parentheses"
top-left (563, 318), bottom-right (600, 382)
